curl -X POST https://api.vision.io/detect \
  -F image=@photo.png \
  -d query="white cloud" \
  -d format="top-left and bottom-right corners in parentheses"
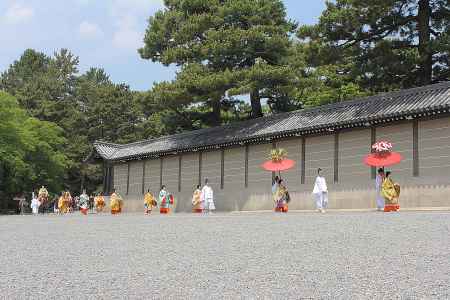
top-left (110, 0), bottom-right (163, 51)
top-left (4, 3), bottom-right (34, 24)
top-left (112, 27), bottom-right (142, 50)
top-left (110, 0), bottom-right (163, 16)
top-left (112, 15), bottom-right (142, 50)
top-left (79, 21), bottom-right (103, 39)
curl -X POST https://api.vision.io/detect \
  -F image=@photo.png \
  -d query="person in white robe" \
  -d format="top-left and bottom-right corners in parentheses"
top-left (79, 190), bottom-right (89, 215)
top-left (375, 168), bottom-right (385, 211)
top-left (201, 179), bottom-right (215, 214)
top-left (272, 175), bottom-right (280, 205)
top-left (30, 192), bottom-right (40, 215)
top-left (313, 168), bottom-right (328, 213)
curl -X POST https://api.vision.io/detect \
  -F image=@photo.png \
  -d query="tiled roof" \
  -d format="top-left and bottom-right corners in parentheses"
top-left (93, 82), bottom-right (450, 162)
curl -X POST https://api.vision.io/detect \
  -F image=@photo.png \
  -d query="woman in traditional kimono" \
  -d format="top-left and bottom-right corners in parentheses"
top-left (201, 179), bottom-right (215, 214)
top-left (375, 168), bottom-right (385, 211)
top-left (94, 193), bottom-right (105, 213)
top-left (192, 185), bottom-right (202, 213)
top-left (313, 168), bottom-right (328, 213)
top-left (144, 189), bottom-right (157, 214)
top-left (159, 185), bottom-right (174, 214)
top-left (30, 192), bottom-right (40, 215)
top-left (79, 190), bottom-right (89, 215)
top-left (382, 171), bottom-right (400, 212)
top-left (272, 176), bottom-right (280, 206)
top-left (58, 191), bottom-right (69, 214)
top-left (110, 189), bottom-right (123, 214)
top-left (65, 192), bottom-right (73, 213)
top-left (38, 186), bottom-right (48, 210)
top-left (274, 179), bottom-right (289, 213)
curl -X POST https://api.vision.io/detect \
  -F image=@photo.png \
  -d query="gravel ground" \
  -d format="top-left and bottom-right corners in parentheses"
top-left (0, 211), bottom-right (449, 299)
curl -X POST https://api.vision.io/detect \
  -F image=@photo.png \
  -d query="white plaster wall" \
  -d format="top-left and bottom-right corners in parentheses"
top-left (111, 116), bottom-right (450, 212)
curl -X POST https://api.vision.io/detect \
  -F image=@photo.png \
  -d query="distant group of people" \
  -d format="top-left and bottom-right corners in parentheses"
top-left (142, 185), bottom-right (175, 214)
top-left (142, 178), bottom-right (215, 215)
top-left (271, 168), bottom-right (329, 213)
top-left (55, 190), bottom-right (107, 215)
top-left (271, 167), bottom-right (400, 213)
top-left (20, 186), bottom-right (109, 216)
top-left (192, 179), bottom-right (215, 214)
top-left (20, 168), bottom-right (400, 216)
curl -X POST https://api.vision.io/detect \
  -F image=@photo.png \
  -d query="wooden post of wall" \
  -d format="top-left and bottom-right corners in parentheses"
top-left (103, 162), bottom-right (108, 194)
top-left (413, 120), bottom-right (419, 177)
top-left (108, 164), bottom-right (114, 195)
top-left (301, 137), bottom-right (306, 184)
top-left (198, 152), bottom-right (202, 186)
top-left (141, 160), bottom-right (146, 194)
top-left (334, 133), bottom-right (339, 183)
top-left (371, 127), bottom-right (376, 179)
top-left (126, 162), bottom-right (130, 195)
top-left (178, 155), bottom-right (182, 192)
top-left (220, 149), bottom-right (224, 189)
top-left (245, 145), bottom-right (249, 188)
top-left (272, 142), bottom-right (276, 182)
top-left (159, 157), bottom-right (163, 189)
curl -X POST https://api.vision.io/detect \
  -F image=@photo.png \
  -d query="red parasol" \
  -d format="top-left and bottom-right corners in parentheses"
top-left (364, 141), bottom-right (403, 167)
top-left (261, 159), bottom-right (296, 172)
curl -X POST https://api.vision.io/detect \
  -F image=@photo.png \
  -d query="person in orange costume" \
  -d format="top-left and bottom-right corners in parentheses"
top-left (110, 189), bottom-right (123, 214)
top-left (382, 171), bottom-right (400, 212)
top-left (191, 185), bottom-right (202, 213)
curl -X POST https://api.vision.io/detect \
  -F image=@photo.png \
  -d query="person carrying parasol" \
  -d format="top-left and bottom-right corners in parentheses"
top-left (364, 141), bottom-right (403, 212)
top-left (381, 171), bottom-right (400, 212)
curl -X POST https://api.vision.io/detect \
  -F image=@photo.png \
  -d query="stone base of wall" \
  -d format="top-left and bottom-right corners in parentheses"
top-left (115, 184), bottom-right (450, 213)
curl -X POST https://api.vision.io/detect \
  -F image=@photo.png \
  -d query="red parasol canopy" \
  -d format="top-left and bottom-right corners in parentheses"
top-left (364, 152), bottom-right (403, 167)
top-left (364, 140), bottom-right (403, 167)
top-left (261, 159), bottom-right (296, 172)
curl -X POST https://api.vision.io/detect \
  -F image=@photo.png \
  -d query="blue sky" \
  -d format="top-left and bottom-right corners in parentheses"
top-left (0, 0), bottom-right (326, 91)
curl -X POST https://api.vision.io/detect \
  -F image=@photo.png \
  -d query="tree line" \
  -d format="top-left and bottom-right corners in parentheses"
top-left (0, 0), bottom-right (448, 203)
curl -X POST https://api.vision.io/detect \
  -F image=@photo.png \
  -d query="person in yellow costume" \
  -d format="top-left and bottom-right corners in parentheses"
top-left (110, 189), bottom-right (123, 214)
top-left (58, 191), bottom-right (71, 214)
top-left (144, 189), bottom-right (157, 214)
top-left (94, 192), bottom-right (106, 213)
top-left (191, 185), bottom-right (202, 213)
top-left (381, 171), bottom-right (400, 212)
top-left (38, 186), bottom-right (49, 208)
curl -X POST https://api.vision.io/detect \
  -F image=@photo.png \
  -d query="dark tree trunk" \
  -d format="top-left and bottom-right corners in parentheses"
top-left (250, 89), bottom-right (263, 118)
top-left (417, 0), bottom-right (433, 85)
top-left (211, 97), bottom-right (221, 126)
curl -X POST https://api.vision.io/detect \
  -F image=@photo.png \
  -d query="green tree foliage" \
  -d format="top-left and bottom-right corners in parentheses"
top-left (298, 0), bottom-right (450, 92)
top-left (139, 0), bottom-right (296, 121)
top-left (0, 50), bottom-right (145, 195)
top-left (0, 92), bottom-right (67, 201)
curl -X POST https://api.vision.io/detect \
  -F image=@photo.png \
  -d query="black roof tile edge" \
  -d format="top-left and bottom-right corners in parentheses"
top-left (93, 82), bottom-right (450, 162)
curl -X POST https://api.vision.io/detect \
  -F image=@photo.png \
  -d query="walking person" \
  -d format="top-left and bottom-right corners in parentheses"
top-left (313, 168), bottom-right (328, 213)
top-left (274, 178), bottom-right (290, 213)
top-left (110, 189), bottom-right (123, 215)
top-left (375, 168), bottom-right (385, 211)
top-left (144, 189), bottom-right (157, 214)
top-left (381, 171), bottom-right (400, 212)
top-left (201, 179), bottom-right (215, 214)
top-left (158, 185), bottom-right (174, 214)
top-left (272, 175), bottom-right (280, 207)
top-left (30, 192), bottom-right (40, 215)
top-left (79, 190), bottom-right (89, 215)
top-left (89, 194), bottom-right (95, 212)
top-left (38, 186), bottom-right (48, 214)
top-left (192, 185), bottom-right (202, 213)
top-left (15, 193), bottom-right (27, 215)
top-left (94, 193), bottom-right (106, 213)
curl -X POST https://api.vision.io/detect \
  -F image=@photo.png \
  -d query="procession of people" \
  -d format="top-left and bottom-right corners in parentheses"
top-left (18, 170), bottom-right (401, 216)
top-left (15, 141), bottom-right (403, 216)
